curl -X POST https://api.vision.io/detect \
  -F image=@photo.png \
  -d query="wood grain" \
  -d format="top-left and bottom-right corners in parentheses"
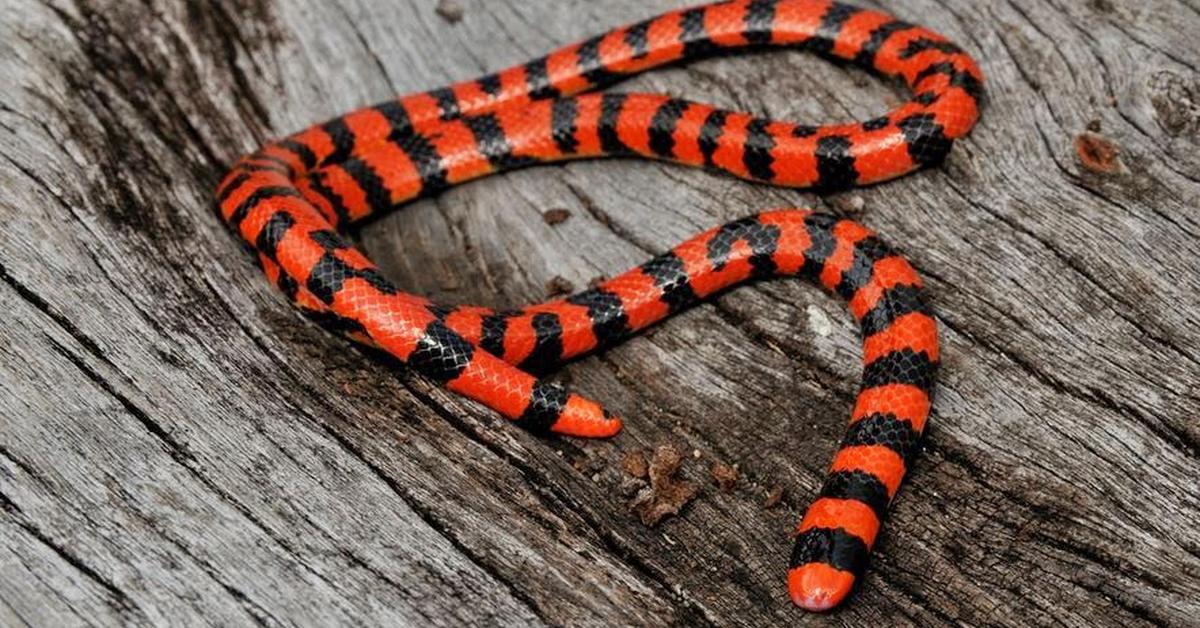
top-left (1, 0), bottom-right (1197, 625)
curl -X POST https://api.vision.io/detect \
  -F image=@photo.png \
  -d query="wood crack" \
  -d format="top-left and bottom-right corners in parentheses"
top-left (0, 263), bottom-right (125, 387)
top-left (0, 495), bottom-right (147, 624)
top-left (395, 377), bottom-right (722, 627)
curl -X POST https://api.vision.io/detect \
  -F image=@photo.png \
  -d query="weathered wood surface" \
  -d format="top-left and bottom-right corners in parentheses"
top-left (1, 0), bottom-right (1198, 625)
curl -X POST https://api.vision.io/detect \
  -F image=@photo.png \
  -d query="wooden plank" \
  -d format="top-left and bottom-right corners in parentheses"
top-left (1, 0), bottom-right (1197, 625)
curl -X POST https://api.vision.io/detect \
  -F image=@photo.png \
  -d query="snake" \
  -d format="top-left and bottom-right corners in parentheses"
top-left (216, 0), bottom-right (981, 611)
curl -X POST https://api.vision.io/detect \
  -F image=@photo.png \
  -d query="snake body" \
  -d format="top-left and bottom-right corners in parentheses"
top-left (217, 0), bottom-right (981, 611)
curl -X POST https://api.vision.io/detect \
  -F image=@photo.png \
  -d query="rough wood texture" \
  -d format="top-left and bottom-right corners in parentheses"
top-left (2, 0), bottom-right (1198, 625)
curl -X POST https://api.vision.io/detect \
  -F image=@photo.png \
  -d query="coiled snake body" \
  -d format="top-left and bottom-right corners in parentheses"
top-left (217, 0), bottom-right (982, 611)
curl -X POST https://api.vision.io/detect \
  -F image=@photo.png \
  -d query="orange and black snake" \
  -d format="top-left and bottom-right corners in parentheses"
top-left (216, 0), bottom-right (982, 611)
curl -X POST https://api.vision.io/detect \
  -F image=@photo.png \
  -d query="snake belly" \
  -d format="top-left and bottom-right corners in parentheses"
top-left (216, 0), bottom-right (981, 611)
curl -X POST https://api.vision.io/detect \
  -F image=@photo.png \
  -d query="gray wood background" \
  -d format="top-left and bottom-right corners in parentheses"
top-left (2, 0), bottom-right (1198, 625)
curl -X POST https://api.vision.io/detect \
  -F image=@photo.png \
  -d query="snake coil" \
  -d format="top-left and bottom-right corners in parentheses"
top-left (217, 0), bottom-right (982, 610)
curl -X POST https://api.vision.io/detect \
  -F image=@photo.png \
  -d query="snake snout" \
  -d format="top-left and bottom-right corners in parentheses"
top-left (548, 395), bottom-right (623, 438)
